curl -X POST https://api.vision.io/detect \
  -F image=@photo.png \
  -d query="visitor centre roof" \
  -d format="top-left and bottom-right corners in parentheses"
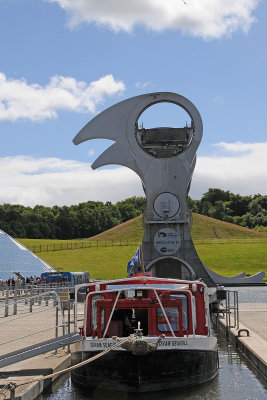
top-left (0, 229), bottom-right (55, 281)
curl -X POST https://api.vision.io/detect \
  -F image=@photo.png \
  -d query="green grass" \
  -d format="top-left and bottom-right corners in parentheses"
top-left (17, 213), bottom-right (267, 281)
top-left (38, 246), bottom-right (137, 280)
top-left (196, 243), bottom-right (267, 279)
top-left (191, 213), bottom-right (267, 239)
top-left (18, 213), bottom-right (267, 250)
top-left (89, 213), bottom-right (267, 241)
top-left (36, 242), bottom-right (267, 281)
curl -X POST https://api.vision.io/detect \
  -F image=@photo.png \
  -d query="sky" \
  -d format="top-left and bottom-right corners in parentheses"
top-left (0, 0), bottom-right (266, 206)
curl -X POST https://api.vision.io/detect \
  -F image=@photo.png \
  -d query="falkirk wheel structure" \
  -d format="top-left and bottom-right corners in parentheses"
top-left (73, 92), bottom-right (265, 287)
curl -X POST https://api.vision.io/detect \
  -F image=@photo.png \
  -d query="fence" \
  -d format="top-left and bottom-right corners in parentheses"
top-left (25, 237), bottom-right (267, 253)
top-left (28, 239), bottom-right (141, 253)
top-left (0, 284), bottom-right (74, 318)
top-left (193, 237), bottom-right (267, 245)
top-left (0, 290), bottom-right (75, 366)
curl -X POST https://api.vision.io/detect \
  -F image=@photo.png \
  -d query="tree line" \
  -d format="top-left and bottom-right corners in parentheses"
top-left (188, 188), bottom-right (267, 232)
top-left (0, 189), bottom-right (266, 239)
top-left (0, 197), bottom-right (146, 239)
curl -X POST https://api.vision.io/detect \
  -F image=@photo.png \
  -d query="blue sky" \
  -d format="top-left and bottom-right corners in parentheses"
top-left (0, 0), bottom-right (266, 206)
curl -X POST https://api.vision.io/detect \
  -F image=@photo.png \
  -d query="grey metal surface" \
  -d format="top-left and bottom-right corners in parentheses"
top-left (73, 92), bottom-right (265, 286)
top-left (0, 332), bottom-right (82, 368)
top-left (0, 229), bottom-right (55, 281)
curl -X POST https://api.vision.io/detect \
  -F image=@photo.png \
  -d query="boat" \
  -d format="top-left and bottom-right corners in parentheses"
top-left (71, 276), bottom-right (218, 392)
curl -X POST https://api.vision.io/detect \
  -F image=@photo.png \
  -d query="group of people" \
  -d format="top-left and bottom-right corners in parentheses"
top-left (5, 275), bottom-right (41, 286)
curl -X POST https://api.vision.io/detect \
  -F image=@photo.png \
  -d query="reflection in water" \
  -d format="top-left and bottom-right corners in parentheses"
top-left (39, 287), bottom-right (267, 400)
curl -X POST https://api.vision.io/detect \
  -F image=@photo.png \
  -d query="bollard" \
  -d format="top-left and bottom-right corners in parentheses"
top-left (30, 287), bottom-right (33, 313)
top-left (8, 383), bottom-right (16, 400)
top-left (62, 306), bottom-right (65, 336)
top-left (68, 301), bottom-right (71, 353)
top-left (5, 289), bottom-right (9, 317)
top-left (55, 305), bottom-right (59, 354)
top-left (68, 302), bottom-right (71, 334)
top-left (38, 287), bottom-right (42, 306)
top-left (13, 283), bottom-right (18, 315)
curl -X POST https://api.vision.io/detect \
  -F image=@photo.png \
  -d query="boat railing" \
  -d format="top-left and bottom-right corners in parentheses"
top-left (73, 277), bottom-right (201, 331)
top-left (82, 285), bottom-right (196, 339)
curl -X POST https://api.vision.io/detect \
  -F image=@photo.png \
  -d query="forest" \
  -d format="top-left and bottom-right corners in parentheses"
top-left (188, 188), bottom-right (267, 232)
top-left (0, 189), bottom-right (266, 239)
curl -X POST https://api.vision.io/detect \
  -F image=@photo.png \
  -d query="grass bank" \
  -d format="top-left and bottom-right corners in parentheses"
top-left (17, 213), bottom-right (267, 281)
top-left (38, 242), bottom-right (267, 281)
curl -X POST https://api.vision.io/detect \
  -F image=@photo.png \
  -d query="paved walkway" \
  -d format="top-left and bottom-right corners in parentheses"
top-left (216, 301), bottom-right (267, 380)
top-left (239, 302), bottom-right (267, 341)
top-left (0, 300), bottom-right (84, 399)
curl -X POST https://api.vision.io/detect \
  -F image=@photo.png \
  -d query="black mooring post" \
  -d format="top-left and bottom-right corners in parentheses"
top-left (8, 383), bottom-right (16, 400)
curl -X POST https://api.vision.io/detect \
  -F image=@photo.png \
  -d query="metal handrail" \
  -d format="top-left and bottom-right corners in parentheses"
top-left (225, 290), bottom-right (239, 330)
top-left (82, 285), bottom-right (191, 338)
top-left (153, 288), bottom-right (175, 337)
top-left (0, 299), bottom-right (74, 364)
top-left (102, 291), bottom-right (121, 338)
top-left (0, 305), bottom-right (56, 326)
top-left (0, 292), bottom-right (56, 309)
top-left (0, 288), bottom-right (68, 319)
top-left (0, 323), bottom-right (67, 347)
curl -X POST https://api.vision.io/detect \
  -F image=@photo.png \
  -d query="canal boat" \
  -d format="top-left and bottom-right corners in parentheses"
top-left (71, 276), bottom-right (218, 392)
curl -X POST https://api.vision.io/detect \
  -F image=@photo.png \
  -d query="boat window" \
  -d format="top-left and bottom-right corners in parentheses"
top-left (171, 294), bottom-right (188, 329)
top-left (111, 309), bottom-right (149, 336)
top-left (157, 307), bottom-right (179, 332)
top-left (91, 294), bottom-right (105, 331)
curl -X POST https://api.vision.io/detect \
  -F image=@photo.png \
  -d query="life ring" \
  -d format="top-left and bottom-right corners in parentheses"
top-left (40, 277), bottom-right (47, 285)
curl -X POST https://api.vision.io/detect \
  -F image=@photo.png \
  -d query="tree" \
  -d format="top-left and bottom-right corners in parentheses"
top-left (228, 194), bottom-right (251, 216)
top-left (201, 188), bottom-right (230, 206)
top-left (211, 201), bottom-right (225, 220)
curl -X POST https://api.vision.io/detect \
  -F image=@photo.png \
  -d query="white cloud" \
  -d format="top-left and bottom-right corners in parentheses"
top-left (213, 96), bottom-right (224, 104)
top-left (212, 141), bottom-right (255, 153)
top-left (47, 0), bottom-right (259, 39)
top-left (135, 81), bottom-right (152, 89)
top-left (190, 141), bottom-right (267, 198)
top-left (0, 156), bottom-right (143, 206)
top-left (88, 149), bottom-right (95, 157)
top-left (0, 73), bottom-right (125, 122)
top-left (0, 142), bottom-right (266, 206)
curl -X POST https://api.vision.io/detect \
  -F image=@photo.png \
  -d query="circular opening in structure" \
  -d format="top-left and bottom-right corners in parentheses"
top-left (135, 102), bottom-right (194, 158)
top-left (149, 258), bottom-right (194, 280)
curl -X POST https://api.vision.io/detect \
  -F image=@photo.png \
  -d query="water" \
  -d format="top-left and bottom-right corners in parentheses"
top-left (226, 286), bottom-right (267, 303)
top-left (38, 287), bottom-right (267, 400)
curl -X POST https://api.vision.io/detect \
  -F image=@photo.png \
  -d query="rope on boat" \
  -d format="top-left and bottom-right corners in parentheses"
top-left (1, 333), bottom-right (166, 398)
top-left (114, 333), bottom-right (165, 355)
top-left (0, 334), bottom-right (134, 398)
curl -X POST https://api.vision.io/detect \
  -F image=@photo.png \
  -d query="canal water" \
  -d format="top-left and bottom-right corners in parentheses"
top-left (38, 287), bottom-right (267, 400)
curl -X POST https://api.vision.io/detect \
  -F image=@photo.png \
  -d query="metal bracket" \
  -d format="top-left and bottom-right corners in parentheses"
top-left (238, 329), bottom-right (250, 337)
